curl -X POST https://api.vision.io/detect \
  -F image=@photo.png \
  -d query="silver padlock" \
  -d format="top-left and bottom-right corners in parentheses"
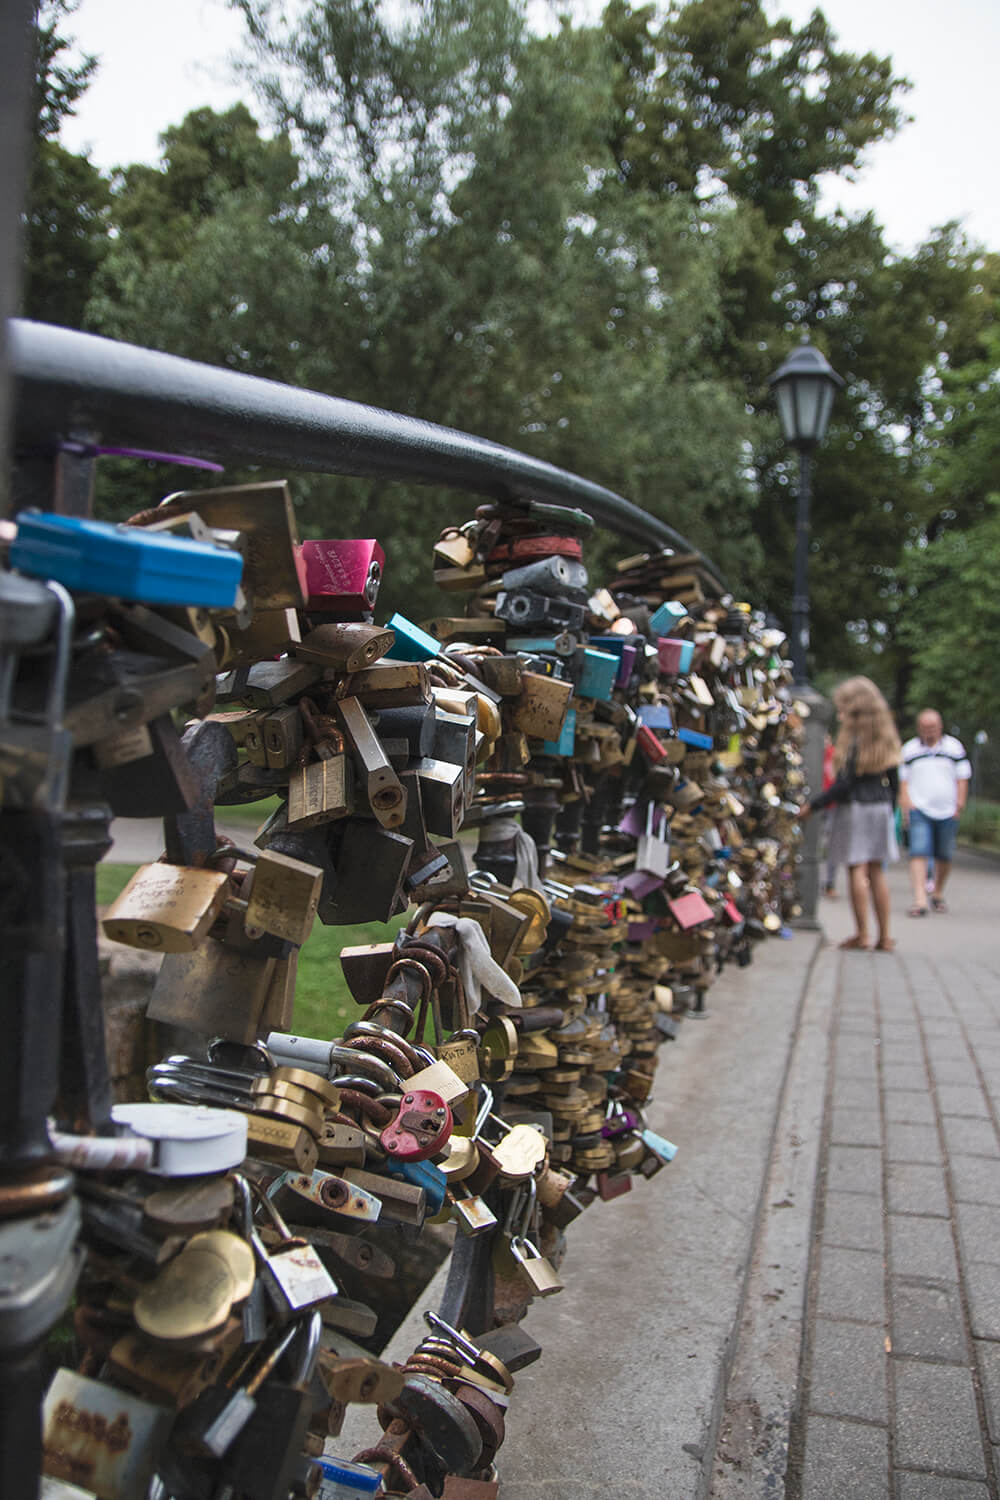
top-left (41, 1367), bottom-right (173, 1500)
top-left (0, 575), bottom-right (74, 809)
top-left (247, 1182), bottom-right (338, 1316)
top-left (635, 800), bottom-right (670, 878)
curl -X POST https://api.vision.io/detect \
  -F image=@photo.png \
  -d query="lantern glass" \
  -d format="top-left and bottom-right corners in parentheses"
top-left (769, 339), bottom-right (843, 449)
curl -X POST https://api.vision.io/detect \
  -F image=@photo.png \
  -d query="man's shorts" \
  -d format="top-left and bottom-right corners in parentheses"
top-left (908, 808), bottom-right (958, 862)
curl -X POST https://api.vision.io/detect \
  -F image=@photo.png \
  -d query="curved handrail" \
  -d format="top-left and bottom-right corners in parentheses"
top-left (8, 319), bottom-right (727, 592)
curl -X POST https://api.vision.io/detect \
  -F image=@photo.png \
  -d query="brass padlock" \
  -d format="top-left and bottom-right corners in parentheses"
top-left (511, 672), bottom-right (574, 741)
top-left (244, 848), bottom-right (323, 948)
top-left (287, 754), bottom-right (354, 829)
top-left (295, 621), bottom-right (395, 672)
top-left (147, 943), bottom-right (277, 1041)
top-left (102, 863), bottom-right (230, 952)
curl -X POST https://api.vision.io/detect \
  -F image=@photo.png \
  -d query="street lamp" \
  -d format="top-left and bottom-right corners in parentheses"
top-left (769, 336), bottom-right (844, 684)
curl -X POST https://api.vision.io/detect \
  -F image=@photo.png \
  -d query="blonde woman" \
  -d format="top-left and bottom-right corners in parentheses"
top-left (800, 677), bottom-right (902, 951)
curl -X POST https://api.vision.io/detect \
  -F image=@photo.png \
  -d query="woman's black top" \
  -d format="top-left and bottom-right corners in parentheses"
top-left (809, 747), bottom-right (899, 813)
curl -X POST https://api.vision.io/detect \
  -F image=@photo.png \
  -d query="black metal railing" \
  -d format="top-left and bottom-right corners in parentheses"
top-left (8, 319), bottom-right (726, 591)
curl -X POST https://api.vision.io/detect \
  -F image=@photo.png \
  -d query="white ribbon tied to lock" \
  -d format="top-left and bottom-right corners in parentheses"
top-left (423, 912), bottom-right (522, 1013)
top-left (475, 817), bottom-right (546, 895)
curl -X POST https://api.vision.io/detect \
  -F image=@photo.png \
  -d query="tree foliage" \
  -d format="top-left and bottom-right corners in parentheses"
top-left (18, 0), bottom-right (999, 678)
top-left (21, 0), bottom-right (109, 327)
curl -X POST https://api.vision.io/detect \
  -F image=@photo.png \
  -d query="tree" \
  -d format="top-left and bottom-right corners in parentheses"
top-left (21, 1), bottom-right (109, 327)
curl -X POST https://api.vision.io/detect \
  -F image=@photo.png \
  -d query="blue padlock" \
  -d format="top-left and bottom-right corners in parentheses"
top-left (678, 726), bottom-right (713, 750)
top-left (380, 1155), bottom-right (448, 1215)
top-left (637, 703), bottom-right (673, 730)
top-left (542, 706), bottom-right (576, 757)
top-left (641, 1128), bottom-right (678, 1162)
top-left (650, 600), bottom-right (688, 634)
top-left (576, 648), bottom-right (618, 701)
top-left (316, 1457), bottom-right (383, 1497)
top-left (385, 612), bottom-right (440, 661)
top-left (11, 510), bottom-right (243, 609)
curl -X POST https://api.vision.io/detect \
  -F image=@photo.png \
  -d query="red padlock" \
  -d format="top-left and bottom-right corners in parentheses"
top-left (380, 1089), bottom-right (453, 1162)
top-left (635, 722), bottom-right (668, 765)
top-left (297, 538), bottom-right (385, 616)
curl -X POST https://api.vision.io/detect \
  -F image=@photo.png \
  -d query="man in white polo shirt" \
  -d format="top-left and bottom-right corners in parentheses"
top-left (899, 708), bottom-right (971, 916)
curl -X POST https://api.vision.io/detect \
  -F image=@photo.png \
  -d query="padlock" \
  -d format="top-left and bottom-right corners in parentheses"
top-left (102, 862), bottom-right (230, 952)
top-left (247, 1185), bottom-right (338, 1316)
top-left (294, 620), bottom-right (394, 671)
top-left (334, 695), bottom-right (407, 828)
top-left (173, 1319), bottom-right (302, 1458)
top-left (634, 801), bottom-right (670, 878)
top-left (0, 575), bottom-right (74, 810)
top-left (287, 753), bottom-right (354, 829)
top-left (505, 1182), bottom-right (564, 1297)
top-left (510, 670), bottom-right (574, 741)
top-left (298, 537), bottom-right (384, 614)
top-left (222, 1311), bottom-right (324, 1500)
top-left (380, 1089), bottom-right (453, 1162)
top-left (479, 1115), bottom-right (547, 1182)
top-left (447, 1181), bottom-right (498, 1237)
top-left (147, 942), bottom-right (278, 1042)
top-left (41, 1368), bottom-right (174, 1500)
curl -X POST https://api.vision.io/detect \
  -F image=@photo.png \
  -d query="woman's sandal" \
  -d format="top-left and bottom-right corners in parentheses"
top-left (931, 897), bottom-right (947, 913)
top-left (875, 939), bottom-right (896, 952)
top-left (908, 905), bottom-right (928, 917)
top-left (839, 936), bottom-right (872, 950)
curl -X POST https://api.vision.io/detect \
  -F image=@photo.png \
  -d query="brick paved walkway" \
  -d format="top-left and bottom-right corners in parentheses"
top-left (795, 850), bottom-right (1000, 1499)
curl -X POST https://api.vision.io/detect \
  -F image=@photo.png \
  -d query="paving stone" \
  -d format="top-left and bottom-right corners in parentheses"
top-left (955, 1202), bottom-right (1000, 1268)
top-left (891, 1278), bottom-right (968, 1361)
top-left (887, 1163), bottom-right (949, 1217)
top-left (802, 1414), bottom-right (888, 1500)
top-left (889, 1215), bottom-right (959, 1280)
top-left (930, 1055), bottom-right (981, 1087)
top-left (830, 1108), bottom-right (882, 1148)
top-left (973, 1339), bottom-right (1000, 1444)
top-left (938, 1083), bottom-right (992, 1119)
top-left (897, 1476), bottom-right (989, 1500)
top-left (880, 1043), bottom-right (926, 1068)
top-left (940, 1115), bottom-right (999, 1158)
top-left (882, 1062), bottom-right (931, 1091)
top-left (884, 1090), bottom-right (936, 1125)
top-left (817, 1246), bottom-right (886, 1323)
top-left (931, 1036), bottom-right (980, 1060)
top-left (919, 1014), bottom-right (961, 1036)
top-left (881, 1022), bottom-right (921, 1041)
top-left (827, 1145), bottom-right (882, 1196)
top-left (886, 1122), bottom-right (943, 1164)
top-left (834, 1077), bottom-right (880, 1112)
top-left (950, 1155), bottom-right (1000, 1207)
top-left (894, 1361), bottom-right (985, 1476)
top-left (965, 1261), bottom-right (1000, 1341)
top-left (822, 1192), bottom-right (885, 1253)
top-left (809, 1318), bottom-right (888, 1421)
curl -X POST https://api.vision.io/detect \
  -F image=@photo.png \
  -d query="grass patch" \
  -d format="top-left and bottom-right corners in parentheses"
top-left (97, 861), bottom-right (406, 1040)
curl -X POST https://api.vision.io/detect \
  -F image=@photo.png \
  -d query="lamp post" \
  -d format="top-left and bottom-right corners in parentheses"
top-left (769, 337), bottom-right (844, 685)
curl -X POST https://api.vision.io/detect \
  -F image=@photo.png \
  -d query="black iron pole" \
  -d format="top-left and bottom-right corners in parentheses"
top-left (790, 445), bottom-right (811, 685)
top-left (8, 321), bottom-right (728, 592)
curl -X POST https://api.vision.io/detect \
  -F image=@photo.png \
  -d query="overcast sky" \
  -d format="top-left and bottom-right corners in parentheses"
top-left (59, 0), bottom-right (1000, 255)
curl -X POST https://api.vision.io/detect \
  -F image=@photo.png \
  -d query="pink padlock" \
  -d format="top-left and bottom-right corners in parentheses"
top-left (297, 538), bottom-right (385, 616)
